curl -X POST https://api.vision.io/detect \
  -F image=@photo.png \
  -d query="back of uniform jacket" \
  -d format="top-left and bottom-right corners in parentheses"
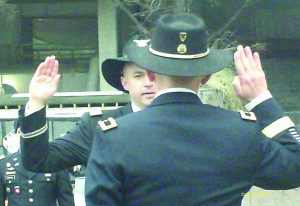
top-left (86, 92), bottom-right (300, 206)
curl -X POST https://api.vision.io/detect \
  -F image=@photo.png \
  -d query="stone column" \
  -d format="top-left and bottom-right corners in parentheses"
top-left (97, 0), bottom-right (118, 91)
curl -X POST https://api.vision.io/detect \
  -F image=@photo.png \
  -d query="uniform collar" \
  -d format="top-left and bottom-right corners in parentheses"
top-left (155, 87), bottom-right (196, 98)
top-left (131, 101), bottom-right (142, 112)
top-left (121, 103), bottom-right (134, 114)
top-left (150, 90), bottom-right (202, 107)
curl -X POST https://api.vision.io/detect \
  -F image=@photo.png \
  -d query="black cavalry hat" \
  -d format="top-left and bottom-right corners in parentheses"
top-left (101, 56), bottom-right (130, 93)
top-left (125, 14), bottom-right (232, 76)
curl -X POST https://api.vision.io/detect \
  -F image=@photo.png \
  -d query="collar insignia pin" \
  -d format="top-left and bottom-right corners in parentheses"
top-left (179, 32), bottom-right (187, 42)
top-left (177, 44), bottom-right (187, 54)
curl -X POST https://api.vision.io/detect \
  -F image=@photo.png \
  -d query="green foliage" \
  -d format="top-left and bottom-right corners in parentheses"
top-left (117, 0), bottom-right (266, 110)
top-left (202, 67), bottom-right (244, 111)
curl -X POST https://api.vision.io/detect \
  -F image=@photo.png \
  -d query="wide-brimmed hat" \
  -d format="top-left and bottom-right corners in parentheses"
top-left (101, 56), bottom-right (130, 92)
top-left (125, 14), bottom-right (232, 76)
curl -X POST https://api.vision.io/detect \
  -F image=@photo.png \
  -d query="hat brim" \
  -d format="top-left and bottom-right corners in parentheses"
top-left (101, 57), bottom-right (130, 93)
top-left (125, 42), bottom-right (233, 76)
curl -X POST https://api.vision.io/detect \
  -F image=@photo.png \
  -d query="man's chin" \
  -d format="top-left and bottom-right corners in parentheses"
top-left (142, 93), bottom-right (155, 99)
top-left (141, 98), bottom-right (154, 107)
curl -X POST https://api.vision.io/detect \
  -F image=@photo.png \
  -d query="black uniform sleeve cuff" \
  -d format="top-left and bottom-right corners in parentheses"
top-left (18, 106), bottom-right (47, 135)
top-left (251, 98), bottom-right (285, 128)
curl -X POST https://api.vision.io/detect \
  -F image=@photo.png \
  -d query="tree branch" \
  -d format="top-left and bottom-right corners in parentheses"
top-left (208, 0), bottom-right (263, 43)
top-left (114, 0), bottom-right (150, 35)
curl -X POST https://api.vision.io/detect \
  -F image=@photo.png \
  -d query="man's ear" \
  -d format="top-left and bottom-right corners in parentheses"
top-left (120, 77), bottom-right (129, 92)
top-left (146, 71), bottom-right (155, 82)
top-left (200, 75), bottom-right (211, 86)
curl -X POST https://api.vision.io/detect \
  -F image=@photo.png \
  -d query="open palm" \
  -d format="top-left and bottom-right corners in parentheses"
top-left (29, 56), bottom-right (60, 103)
top-left (233, 45), bottom-right (268, 102)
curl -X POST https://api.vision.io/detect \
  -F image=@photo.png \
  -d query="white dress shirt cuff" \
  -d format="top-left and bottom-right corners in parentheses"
top-left (25, 102), bottom-right (45, 116)
top-left (244, 90), bottom-right (272, 111)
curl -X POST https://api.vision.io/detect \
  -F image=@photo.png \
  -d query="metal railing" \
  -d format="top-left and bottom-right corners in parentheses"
top-left (0, 91), bottom-right (130, 143)
top-left (0, 91), bottom-right (130, 119)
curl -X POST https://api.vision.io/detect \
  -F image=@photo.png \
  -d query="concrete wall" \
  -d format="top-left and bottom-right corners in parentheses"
top-left (262, 58), bottom-right (300, 112)
top-left (1, 72), bottom-right (88, 93)
top-left (0, 62), bottom-right (90, 93)
top-left (0, 4), bottom-right (21, 68)
top-left (97, 0), bottom-right (118, 91)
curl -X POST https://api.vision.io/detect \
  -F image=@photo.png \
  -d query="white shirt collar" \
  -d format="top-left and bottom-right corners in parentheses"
top-left (131, 88), bottom-right (197, 111)
top-left (155, 88), bottom-right (197, 98)
top-left (131, 101), bottom-right (142, 112)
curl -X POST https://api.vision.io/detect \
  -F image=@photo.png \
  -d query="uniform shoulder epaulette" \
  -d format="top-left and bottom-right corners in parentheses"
top-left (262, 116), bottom-right (295, 138)
top-left (89, 110), bottom-right (102, 117)
top-left (98, 117), bottom-right (117, 131)
top-left (0, 154), bottom-right (5, 161)
top-left (238, 110), bottom-right (256, 121)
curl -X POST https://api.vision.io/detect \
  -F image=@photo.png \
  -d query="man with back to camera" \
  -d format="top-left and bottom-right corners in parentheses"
top-left (17, 40), bottom-right (291, 175)
top-left (18, 52), bottom-right (293, 176)
top-left (84, 13), bottom-right (300, 206)
top-left (17, 54), bottom-right (155, 173)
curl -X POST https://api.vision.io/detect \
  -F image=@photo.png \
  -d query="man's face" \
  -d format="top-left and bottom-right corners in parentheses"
top-left (121, 63), bottom-right (155, 108)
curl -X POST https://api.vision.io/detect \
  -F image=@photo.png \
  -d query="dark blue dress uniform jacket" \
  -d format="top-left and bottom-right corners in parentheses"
top-left (85, 92), bottom-right (300, 206)
top-left (0, 152), bottom-right (74, 206)
top-left (18, 104), bottom-right (132, 172)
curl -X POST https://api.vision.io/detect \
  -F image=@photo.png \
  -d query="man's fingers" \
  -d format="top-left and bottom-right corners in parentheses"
top-left (232, 76), bottom-right (242, 97)
top-left (234, 50), bottom-right (245, 76)
top-left (53, 74), bottom-right (61, 89)
top-left (237, 45), bottom-right (251, 72)
top-left (49, 55), bottom-right (56, 68)
top-left (33, 55), bottom-right (50, 79)
top-left (244, 46), bottom-right (255, 71)
top-left (42, 56), bottom-right (51, 75)
top-left (40, 56), bottom-right (51, 75)
top-left (50, 60), bottom-right (59, 78)
top-left (34, 62), bottom-right (45, 78)
top-left (45, 56), bottom-right (56, 76)
top-left (33, 56), bottom-right (59, 86)
top-left (253, 52), bottom-right (263, 71)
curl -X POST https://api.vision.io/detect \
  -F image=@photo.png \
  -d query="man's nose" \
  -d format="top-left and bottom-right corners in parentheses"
top-left (144, 77), bottom-right (153, 87)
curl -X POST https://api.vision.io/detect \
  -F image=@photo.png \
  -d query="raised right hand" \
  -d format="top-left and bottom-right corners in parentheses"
top-left (28, 56), bottom-right (60, 107)
top-left (233, 45), bottom-right (268, 102)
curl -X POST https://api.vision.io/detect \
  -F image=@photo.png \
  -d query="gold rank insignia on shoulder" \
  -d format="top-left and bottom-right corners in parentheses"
top-left (98, 117), bottom-right (117, 131)
top-left (89, 110), bottom-right (102, 117)
top-left (239, 110), bottom-right (257, 121)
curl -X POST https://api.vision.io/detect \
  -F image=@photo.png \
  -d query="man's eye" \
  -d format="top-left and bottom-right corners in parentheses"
top-left (134, 74), bottom-right (142, 78)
